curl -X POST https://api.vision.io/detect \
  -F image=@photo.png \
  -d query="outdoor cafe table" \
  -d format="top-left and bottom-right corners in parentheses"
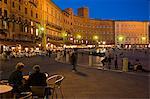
top-left (0, 85), bottom-right (13, 98)
top-left (0, 85), bottom-right (13, 94)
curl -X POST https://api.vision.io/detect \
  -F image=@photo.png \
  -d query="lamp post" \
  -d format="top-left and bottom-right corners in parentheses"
top-left (76, 34), bottom-right (81, 44)
top-left (118, 36), bottom-right (124, 48)
top-left (93, 35), bottom-right (99, 48)
top-left (36, 23), bottom-right (46, 50)
top-left (40, 26), bottom-right (47, 50)
top-left (141, 37), bottom-right (146, 48)
top-left (61, 31), bottom-right (68, 46)
top-left (102, 41), bottom-right (106, 48)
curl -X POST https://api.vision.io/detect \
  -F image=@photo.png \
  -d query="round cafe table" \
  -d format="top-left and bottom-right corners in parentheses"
top-left (0, 85), bottom-right (13, 94)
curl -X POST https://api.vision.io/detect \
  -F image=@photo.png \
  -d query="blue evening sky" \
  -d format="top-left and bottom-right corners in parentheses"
top-left (52, 0), bottom-right (150, 21)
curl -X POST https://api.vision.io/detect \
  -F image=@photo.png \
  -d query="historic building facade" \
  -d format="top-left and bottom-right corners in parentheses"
top-left (0, 0), bottom-right (149, 52)
top-left (115, 21), bottom-right (149, 48)
top-left (73, 15), bottom-right (115, 45)
top-left (0, 0), bottom-right (42, 49)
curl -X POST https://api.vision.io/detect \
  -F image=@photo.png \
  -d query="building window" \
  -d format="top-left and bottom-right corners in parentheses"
top-left (12, 2), bottom-right (15, 8)
top-left (3, 21), bottom-right (7, 29)
top-left (31, 10), bottom-right (33, 17)
top-left (4, 0), bottom-right (7, 4)
top-left (12, 22), bottom-right (15, 32)
top-left (31, 28), bottom-right (33, 34)
top-left (31, 21), bottom-right (33, 26)
top-left (0, 8), bottom-right (2, 16)
top-left (19, 24), bottom-right (23, 32)
top-left (19, 6), bottom-right (21, 10)
top-left (36, 13), bottom-right (38, 18)
top-left (36, 29), bottom-right (38, 36)
top-left (4, 10), bottom-right (7, 17)
top-left (25, 8), bottom-right (27, 14)
top-left (25, 27), bottom-right (28, 32)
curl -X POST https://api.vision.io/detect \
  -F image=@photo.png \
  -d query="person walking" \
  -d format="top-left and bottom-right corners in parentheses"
top-left (71, 49), bottom-right (78, 72)
top-left (114, 55), bottom-right (118, 69)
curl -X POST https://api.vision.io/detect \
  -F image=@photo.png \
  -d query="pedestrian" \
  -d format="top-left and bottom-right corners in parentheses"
top-left (114, 55), bottom-right (118, 69)
top-left (134, 59), bottom-right (143, 71)
top-left (70, 49), bottom-right (77, 72)
top-left (48, 50), bottom-right (52, 57)
top-left (108, 54), bottom-right (112, 69)
top-left (101, 56), bottom-right (108, 68)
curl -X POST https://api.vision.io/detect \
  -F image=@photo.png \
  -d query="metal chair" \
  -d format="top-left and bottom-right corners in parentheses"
top-left (19, 92), bottom-right (32, 99)
top-left (30, 86), bottom-right (49, 99)
top-left (46, 75), bottom-right (64, 99)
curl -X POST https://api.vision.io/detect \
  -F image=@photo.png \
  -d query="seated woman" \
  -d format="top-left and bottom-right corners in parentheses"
top-left (134, 59), bottom-right (143, 71)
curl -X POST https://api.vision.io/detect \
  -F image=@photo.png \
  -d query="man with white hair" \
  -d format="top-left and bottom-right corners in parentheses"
top-left (8, 62), bottom-right (25, 93)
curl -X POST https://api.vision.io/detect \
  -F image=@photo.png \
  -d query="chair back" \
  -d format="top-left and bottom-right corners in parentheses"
top-left (46, 75), bottom-right (64, 88)
top-left (19, 92), bottom-right (32, 99)
top-left (30, 86), bottom-right (46, 98)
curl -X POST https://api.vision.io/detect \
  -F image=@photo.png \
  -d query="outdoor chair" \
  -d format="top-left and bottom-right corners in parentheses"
top-left (19, 92), bottom-right (32, 99)
top-left (46, 74), bottom-right (64, 99)
top-left (30, 86), bottom-right (50, 99)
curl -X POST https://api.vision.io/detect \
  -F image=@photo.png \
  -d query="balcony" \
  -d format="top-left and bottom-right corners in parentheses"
top-left (0, 29), bottom-right (8, 35)
top-left (46, 22), bottom-right (62, 30)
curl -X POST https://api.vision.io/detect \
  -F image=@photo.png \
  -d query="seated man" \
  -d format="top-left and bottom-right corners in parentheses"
top-left (8, 62), bottom-right (26, 93)
top-left (28, 65), bottom-right (47, 86)
top-left (28, 65), bottom-right (50, 97)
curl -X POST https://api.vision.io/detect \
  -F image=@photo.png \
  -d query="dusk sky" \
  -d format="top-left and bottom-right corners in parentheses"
top-left (52, 0), bottom-right (150, 21)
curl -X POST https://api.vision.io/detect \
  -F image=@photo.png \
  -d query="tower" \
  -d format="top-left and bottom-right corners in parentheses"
top-left (77, 7), bottom-right (89, 18)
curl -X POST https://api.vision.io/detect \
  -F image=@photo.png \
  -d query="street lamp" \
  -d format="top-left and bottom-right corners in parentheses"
top-left (102, 41), bottom-right (106, 48)
top-left (118, 36), bottom-right (124, 48)
top-left (61, 31), bottom-right (68, 45)
top-left (76, 34), bottom-right (81, 44)
top-left (40, 27), bottom-right (44, 31)
top-left (141, 37), bottom-right (146, 47)
top-left (93, 35), bottom-right (99, 47)
top-left (141, 37), bottom-right (146, 41)
top-left (77, 34), bottom-right (81, 40)
top-left (118, 36), bottom-right (123, 42)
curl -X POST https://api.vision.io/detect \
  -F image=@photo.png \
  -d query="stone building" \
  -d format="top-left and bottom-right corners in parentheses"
top-left (115, 21), bottom-right (149, 48)
top-left (0, 0), bottom-right (41, 49)
top-left (0, 0), bottom-right (149, 52)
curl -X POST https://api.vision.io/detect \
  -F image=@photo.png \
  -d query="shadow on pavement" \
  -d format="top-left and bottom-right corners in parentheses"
top-left (75, 71), bottom-right (88, 77)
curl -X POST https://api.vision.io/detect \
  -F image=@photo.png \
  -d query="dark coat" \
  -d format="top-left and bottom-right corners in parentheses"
top-left (28, 72), bottom-right (47, 86)
top-left (71, 52), bottom-right (77, 65)
top-left (8, 70), bottom-right (23, 86)
top-left (8, 70), bottom-right (23, 93)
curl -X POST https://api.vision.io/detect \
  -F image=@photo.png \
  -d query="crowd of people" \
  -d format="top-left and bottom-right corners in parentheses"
top-left (100, 48), bottom-right (145, 71)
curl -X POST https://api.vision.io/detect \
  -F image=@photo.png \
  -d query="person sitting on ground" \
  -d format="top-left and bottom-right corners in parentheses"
top-left (28, 65), bottom-right (47, 86)
top-left (128, 61), bottom-right (134, 70)
top-left (8, 62), bottom-right (26, 93)
top-left (101, 56), bottom-right (108, 67)
top-left (134, 59), bottom-right (143, 71)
